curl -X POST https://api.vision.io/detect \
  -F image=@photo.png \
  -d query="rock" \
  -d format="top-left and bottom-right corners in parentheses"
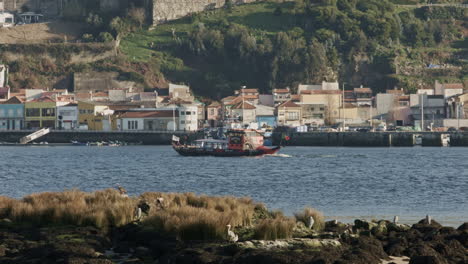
top-left (134, 246), bottom-right (150, 258)
top-left (235, 238), bottom-right (341, 250)
top-left (0, 244), bottom-right (6, 257)
top-left (354, 219), bottom-right (377, 231)
top-left (387, 223), bottom-right (411, 233)
top-left (457, 222), bottom-right (468, 231)
top-left (371, 221), bottom-right (388, 236)
top-left (409, 255), bottom-right (444, 264)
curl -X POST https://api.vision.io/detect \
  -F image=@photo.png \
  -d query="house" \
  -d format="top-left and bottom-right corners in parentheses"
top-left (277, 100), bottom-right (301, 127)
top-left (24, 96), bottom-right (59, 129)
top-left (273, 88), bottom-right (291, 106)
top-left (57, 103), bottom-right (78, 130)
top-left (353, 86), bottom-right (372, 106)
top-left (342, 105), bottom-right (377, 125)
top-left (206, 101), bottom-right (222, 127)
top-left (0, 96), bottom-right (24, 130)
top-left (77, 101), bottom-right (115, 131)
top-left (0, 12), bottom-right (14, 27)
top-left (410, 94), bottom-right (445, 129)
top-left (119, 110), bottom-right (179, 131)
top-left (374, 89), bottom-right (412, 126)
top-left (169, 83), bottom-right (194, 101)
top-left (297, 81), bottom-right (339, 94)
top-left (255, 104), bottom-right (275, 128)
top-left (299, 90), bottom-right (342, 124)
top-left (435, 81), bottom-right (465, 97)
top-left (235, 88), bottom-right (259, 105)
top-left (300, 104), bottom-right (326, 126)
top-left (258, 94), bottom-right (274, 107)
top-left (231, 101), bottom-right (256, 128)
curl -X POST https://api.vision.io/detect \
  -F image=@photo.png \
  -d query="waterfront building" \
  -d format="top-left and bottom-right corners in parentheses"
top-left (299, 90), bottom-right (342, 125)
top-left (273, 88), bottom-right (291, 106)
top-left (206, 101), bottom-right (222, 127)
top-left (276, 100), bottom-right (302, 127)
top-left (24, 96), bottom-right (60, 129)
top-left (168, 83), bottom-right (194, 101)
top-left (0, 96), bottom-right (24, 130)
top-left (299, 103), bottom-right (326, 126)
top-left (57, 103), bottom-right (78, 130)
top-left (77, 101), bottom-right (115, 131)
top-left (119, 110), bottom-right (179, 131)
top-left (410, 94), bottom-right (445, 130)
top-left (297, 81), bottom-right (339, 94)
top-left (231, 101), bottom-right (256, 128)
top-left (177, 104), bottom-right (199, 131)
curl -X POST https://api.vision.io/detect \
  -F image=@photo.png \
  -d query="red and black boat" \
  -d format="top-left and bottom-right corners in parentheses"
top-left (172, 129), bottom-right (280, 157)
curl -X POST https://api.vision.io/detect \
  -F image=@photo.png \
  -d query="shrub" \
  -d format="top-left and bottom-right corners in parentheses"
top-left (99, 32), bottom-right (114, 43)
top-left (294, 207), bottom-right (325, 231)
top-left (253, 216), bottom-right (296, 240)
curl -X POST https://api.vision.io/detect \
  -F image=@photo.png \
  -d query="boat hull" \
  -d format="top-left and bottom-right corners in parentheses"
top-left (172, 144), bottom-right (280, 157)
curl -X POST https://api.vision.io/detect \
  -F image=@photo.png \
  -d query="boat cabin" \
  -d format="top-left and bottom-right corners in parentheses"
top-left (194, 139), bottom-right (228, 150)
top-left (227, 129), bottom-right (264, 150)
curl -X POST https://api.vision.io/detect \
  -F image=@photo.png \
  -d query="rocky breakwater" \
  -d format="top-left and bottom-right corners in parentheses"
top-left (0, 189), bottom-right (466, 264)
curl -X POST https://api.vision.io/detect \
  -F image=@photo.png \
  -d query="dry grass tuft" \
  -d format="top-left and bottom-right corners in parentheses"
top-left (141, 192), bottom-right (259, 241)
top-left (253, 215), bottom-right (296, 240)
top-left (0, 189), bottom-right (137, 229)
top-left (294, 207), bottom-right (325, 231)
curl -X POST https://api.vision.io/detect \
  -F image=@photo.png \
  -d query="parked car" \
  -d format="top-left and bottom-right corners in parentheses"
top-left (447, 127), bottom-right (458, 132)
top-left (357, 127), bottom-right (371, 132)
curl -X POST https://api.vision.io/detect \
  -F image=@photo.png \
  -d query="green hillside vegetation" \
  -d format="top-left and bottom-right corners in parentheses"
top-left (120, 0), bottom-right (467, 97)
top-left (0, 0), bottom-right (466, 96)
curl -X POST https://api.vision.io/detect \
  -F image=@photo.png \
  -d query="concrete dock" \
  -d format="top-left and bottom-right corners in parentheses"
top-left (1, 130), bottom-right (467, 147)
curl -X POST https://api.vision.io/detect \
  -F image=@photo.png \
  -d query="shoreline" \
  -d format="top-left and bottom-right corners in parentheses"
top-left (0, 189), bottom-right (466, 264)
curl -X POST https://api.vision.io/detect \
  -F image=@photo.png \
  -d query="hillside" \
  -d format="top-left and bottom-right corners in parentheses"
top-left (0, 0), bottom-right (466, 97)
top-left (120, 0), bottom-right (467, 97)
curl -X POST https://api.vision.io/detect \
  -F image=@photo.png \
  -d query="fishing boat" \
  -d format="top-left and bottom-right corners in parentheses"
top-left (172, 129), bottom-right (280, 157)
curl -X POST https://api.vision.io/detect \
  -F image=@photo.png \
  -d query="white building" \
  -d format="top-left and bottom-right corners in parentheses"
top-left (0, 12), bottom-right (14, 28)
top-left (57, 103), bottom-right (78, 130)
top-left (178, 104), bottom-right (198, 131)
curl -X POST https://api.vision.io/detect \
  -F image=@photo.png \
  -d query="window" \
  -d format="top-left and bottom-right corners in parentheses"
top-left (8, 109), bottom-right (13, 116)
top-left (42, 108), bottom-right (55, 117)
top-left (210, 109), bottom-right (215, 115)
top-left (186, 111), bottom-right (191, 115)
top-left (193, 111), bottom-right (196, 115)
top-left (0, 109), bottom-right (4, 117)
top-left (5, 18), bottom-right (13, 23)
top-left (181, 111), bottom-right (185, 115)
top-left (287, 112), bottom-right (298, 120)
top-left (320, 107), bottom-right (325, 111)
top-left (26, 108), bottom-right (40, 117)
top-left (181, 120), bottom-right (185, 124)
top-left (17, 109), bottom-right (23, 116)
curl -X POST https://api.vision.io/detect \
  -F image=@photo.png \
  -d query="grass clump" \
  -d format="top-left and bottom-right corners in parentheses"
top-left (294, 207), bottom-right (325, 231)
top-left (140, 192), bottom-right (259, 241)
top-left (0, 189), bottom-right (137, 229)
top-left (253, 214), bottom-right (296, 240)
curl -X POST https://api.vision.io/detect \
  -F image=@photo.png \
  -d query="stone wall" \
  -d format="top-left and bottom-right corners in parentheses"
top-left (152, 0), bottom-right (258, 24)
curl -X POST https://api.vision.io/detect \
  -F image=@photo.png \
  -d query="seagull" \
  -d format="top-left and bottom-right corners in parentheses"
top-left (306, 216), bottom-right (315, 229)
top-left (116, 185), bottom-right (128, 197)
top-left (134, 207), bottom-right (142, 221)
top-left (426, 215), bottom-right (432, 225)
top-left (393, 216), bottom-right (399, 224)
top-left (156, 197), bottom-right (165, 208)
top-left (227, 224), bottom-right (238, 242)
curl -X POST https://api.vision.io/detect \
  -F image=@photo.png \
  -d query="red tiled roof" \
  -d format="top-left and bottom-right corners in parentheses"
top-left (273, 89), bottom-right (290, 94)
top-left (120, 111), bottom-right (179, 118)
top-left (208, 101), bottom-right (221, 107)
top-left (354, 88), bottom-right (372, 93)
top-left (443, 83), bottom-right (464, 89)
top-left (232, 101), bottom-right (256, 110)
top-left (386, 89), bottom-right (404, 95)
top-left (76, 93), bottom-right (92, 100)
top-left (240, 89), bottom-right (259, 93)
top-left (93, 92), bottom-right (108, 97)
top-left (278, 100), bottom-right (301, 108)
top-left (243, 95), bottom-right (258, 100)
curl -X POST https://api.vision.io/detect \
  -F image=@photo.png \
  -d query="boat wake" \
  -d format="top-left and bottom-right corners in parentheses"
top-left (265, 153), bottom-right (292, 158)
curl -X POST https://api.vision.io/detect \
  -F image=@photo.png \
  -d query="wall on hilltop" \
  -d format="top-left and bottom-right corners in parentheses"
top-left (152, 0), bottom-right (257, 24)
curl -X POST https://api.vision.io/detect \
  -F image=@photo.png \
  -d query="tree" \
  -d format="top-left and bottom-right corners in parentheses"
top-left (128, 8), bottom-right (146, 28)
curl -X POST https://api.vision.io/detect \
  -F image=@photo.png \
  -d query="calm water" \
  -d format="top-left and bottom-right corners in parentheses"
top-left (0, 146), bottom-right (467, 225)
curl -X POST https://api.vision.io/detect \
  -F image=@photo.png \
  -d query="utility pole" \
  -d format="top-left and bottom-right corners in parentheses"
top-left (342, 82), bottom-right (346, 131)
top-left (173, 104), bottom-right (176, 131)
top-left (421, 93), bottom-right (424, 131)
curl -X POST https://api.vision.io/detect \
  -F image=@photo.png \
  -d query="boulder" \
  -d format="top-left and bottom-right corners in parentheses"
top-left (457, 222), bottom-right (468, 231)
top-left (354, 219), bottom-right (377, 231)
top-left (409, 255), bottom-right (444, 264)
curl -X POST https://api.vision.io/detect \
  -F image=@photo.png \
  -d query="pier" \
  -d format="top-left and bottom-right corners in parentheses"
top-left (1, 130), bottom-right (468, 146)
